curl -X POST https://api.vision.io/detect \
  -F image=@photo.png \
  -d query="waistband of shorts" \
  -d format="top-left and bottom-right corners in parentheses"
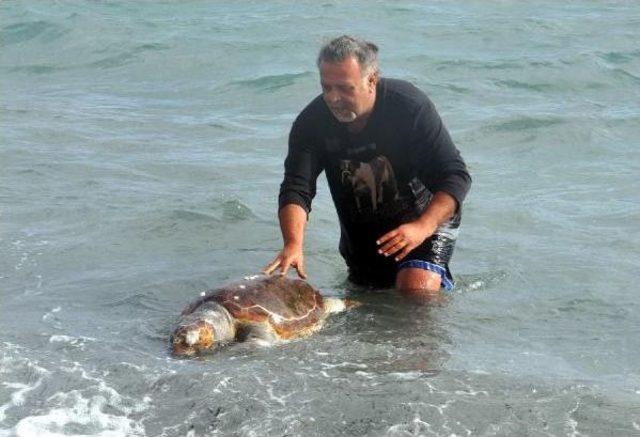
top-left (397, 259), bottom-right (455, 292)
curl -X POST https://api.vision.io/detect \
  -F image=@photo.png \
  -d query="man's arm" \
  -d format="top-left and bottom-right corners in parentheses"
top-left (378, 92), bottom-right (470, 261)
top-left (263, 110), bottom-right (323, 278)
top-left (263, 203), bottom-right (308, 278)
top-left (412, 97), bottom-right (471, 211)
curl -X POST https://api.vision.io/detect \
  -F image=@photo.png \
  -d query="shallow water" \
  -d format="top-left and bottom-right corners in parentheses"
top-left (1, 1), bottom-right (639, 436)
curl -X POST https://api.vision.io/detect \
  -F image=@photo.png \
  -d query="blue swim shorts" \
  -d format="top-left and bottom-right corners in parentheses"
top-left (346, 213), bottom-right (460, 292)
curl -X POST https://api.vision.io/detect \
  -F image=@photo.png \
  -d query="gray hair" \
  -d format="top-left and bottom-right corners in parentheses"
top-left (317, 35), bottom-right (379, 75)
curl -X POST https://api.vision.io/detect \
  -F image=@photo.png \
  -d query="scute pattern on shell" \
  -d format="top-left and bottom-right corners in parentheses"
top-left (183, 276), bottom-right (325, 340)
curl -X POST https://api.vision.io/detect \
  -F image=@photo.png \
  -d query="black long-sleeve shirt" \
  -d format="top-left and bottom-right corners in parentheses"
top-left (279, 78), bottom-right (471, 263)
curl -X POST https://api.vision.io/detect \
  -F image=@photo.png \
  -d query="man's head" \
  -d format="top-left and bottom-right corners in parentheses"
top-left (317, 35), bottom-right (379, 125)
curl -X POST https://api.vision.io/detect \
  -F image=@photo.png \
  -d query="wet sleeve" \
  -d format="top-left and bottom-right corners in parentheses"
top-left (410, 98), bottom-right (472, 209)
top-left (278, 116), bottom-right (324, 214)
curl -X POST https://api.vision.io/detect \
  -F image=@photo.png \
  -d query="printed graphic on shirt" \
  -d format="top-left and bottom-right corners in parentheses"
top-left (339, 155), bottom-right (399, 218)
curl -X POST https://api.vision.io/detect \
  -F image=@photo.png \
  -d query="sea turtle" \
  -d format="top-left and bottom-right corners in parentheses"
top-left (171, 275), bottom-right (356, 356)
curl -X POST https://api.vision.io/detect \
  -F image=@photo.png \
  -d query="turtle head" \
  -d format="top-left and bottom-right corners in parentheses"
top-left (171, 320), bottom-right (215, 357)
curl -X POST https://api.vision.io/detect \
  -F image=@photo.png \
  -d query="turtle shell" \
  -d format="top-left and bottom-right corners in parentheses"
top-left (186, 276), bottom-right (325, 340)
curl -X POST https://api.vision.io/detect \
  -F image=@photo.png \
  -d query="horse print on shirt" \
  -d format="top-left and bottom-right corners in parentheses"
top-left (340, 155), bottom-right (400, 218)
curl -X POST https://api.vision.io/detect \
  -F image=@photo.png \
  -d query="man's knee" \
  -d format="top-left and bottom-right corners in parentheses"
top-left (395, 267), bottom-right (442, 293)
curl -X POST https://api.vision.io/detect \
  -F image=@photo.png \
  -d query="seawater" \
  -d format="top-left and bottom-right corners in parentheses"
top-left (1, 1), bottom-right (639, 436)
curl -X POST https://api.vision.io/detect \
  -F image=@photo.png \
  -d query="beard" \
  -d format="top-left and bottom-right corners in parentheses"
top-left (329, 106), bottom-right (357, 123)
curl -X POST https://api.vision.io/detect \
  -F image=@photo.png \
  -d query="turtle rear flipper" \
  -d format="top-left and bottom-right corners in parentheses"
top-left (323, 297), bottom-right (361, 314)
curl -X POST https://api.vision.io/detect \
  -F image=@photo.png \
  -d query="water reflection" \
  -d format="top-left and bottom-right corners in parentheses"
top-left (333, 283), bottom-right (453, 377)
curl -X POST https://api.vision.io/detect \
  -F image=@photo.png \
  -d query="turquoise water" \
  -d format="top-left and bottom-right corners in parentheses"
top-left (2, 1), bottom-right (639, 435)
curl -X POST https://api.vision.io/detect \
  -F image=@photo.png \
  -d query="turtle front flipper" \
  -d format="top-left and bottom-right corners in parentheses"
top-left (235, 322), bottom-right (279, 346)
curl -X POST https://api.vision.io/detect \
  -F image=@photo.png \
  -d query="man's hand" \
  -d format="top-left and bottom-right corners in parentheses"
top-left (378, 191), bottom-right (457, 262)
top-left (262, 243), bottom-right (307, 279)
top-left (376, 219), bottom-right (437, 262)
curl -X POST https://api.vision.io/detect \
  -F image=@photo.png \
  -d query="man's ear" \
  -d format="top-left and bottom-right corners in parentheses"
top-left (368, 71), bottom-right (379, 91)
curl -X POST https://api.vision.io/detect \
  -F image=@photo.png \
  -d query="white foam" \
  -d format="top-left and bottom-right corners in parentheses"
top-left (387, 414), bottom-right (436, 435)
top-left (469, 369), bottom-right (491, 375)
top-left (243, 274), bottom-right (261, 281)
top-left (13, 391), bottom-right (145, 437)
top-left (23, 377), bottom-right (148, 436)
top-left (469, 280), bottom-right (484, 290)
top-left (266, 387), bottom-right (288, 406)
top-left (388, 371), bottom-right (423, 381)
top-left (48, 335), bottom-right (74, 343)
top-left (0, 380), bottom-right (44, 424)
top-left (1, 350), bottom-right (151, 437)
top-left (0, 345), bottom-right (50, 423)
top-left (454, 388), bottom-right (489, 396)
top-left (320, 361), bottom-right (368, 370)
top-left (566, 399), bottom-right (582, 437)
top-left (48, 335), bottom-right (95, 344)
top-left (42, 307), bottom-right (62, 328)
top-left (48, 335), bottom-right (96, 351)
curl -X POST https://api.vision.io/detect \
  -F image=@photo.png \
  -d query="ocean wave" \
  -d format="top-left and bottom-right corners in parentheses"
top-left (103, 291), bottom-right (166, 312)
top-left (233, 71), bottom-right (313, 92)
top-left (220, 199), bottom-right (255, 221)
top-left (170, 208), bottom-right (219, 222)
top-left (8, 64), bottom-right (59, 74)
top-left (141, 210), bottom-right (221, 238)
top-left (425, 81), bottom-right (472, 94)
top-left (87, 52), bottom-right (136, 70)
top-left (169, 200), bottom-right (255, 223)
top-left (0, 20), bottom-right (68, 46)
top-left (486, 115), bottom-right (567, 132)
top-left (597, 49), bottom-right (640, 64)
top-left (494, 79), bottom-right (557, 93)
top-left (431, 58), bottom-right (525, 71)
top-left (609, 66), bottom-right (640, 83)
top-left (87, 42), bottom-right (171, 70)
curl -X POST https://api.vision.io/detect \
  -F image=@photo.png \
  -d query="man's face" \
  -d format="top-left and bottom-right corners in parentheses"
top-left (319, 57), bottom-right (377, 124)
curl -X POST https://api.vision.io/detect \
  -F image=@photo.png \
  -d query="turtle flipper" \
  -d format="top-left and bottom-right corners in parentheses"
top-left (236, 322), bottom-right (279, 346)
top-left (322, 297), bottom-right (361, 314)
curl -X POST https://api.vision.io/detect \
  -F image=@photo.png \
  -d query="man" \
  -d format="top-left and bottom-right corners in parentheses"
top-left (263, 35), bottom-right (471, 296)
